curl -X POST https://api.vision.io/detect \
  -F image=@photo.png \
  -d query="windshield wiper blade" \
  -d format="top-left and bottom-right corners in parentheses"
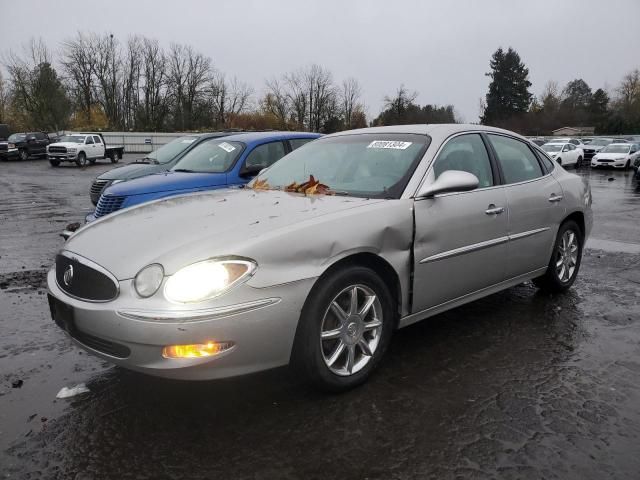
top-left (172, 168), bottom-right (196, 173)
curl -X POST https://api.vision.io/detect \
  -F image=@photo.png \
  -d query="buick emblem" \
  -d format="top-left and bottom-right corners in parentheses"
top-left (63, 265), bottom-right (74, 286)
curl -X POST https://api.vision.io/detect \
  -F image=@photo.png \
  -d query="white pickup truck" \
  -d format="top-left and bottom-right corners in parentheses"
top-left (47, 132), bottom-right (124, 167)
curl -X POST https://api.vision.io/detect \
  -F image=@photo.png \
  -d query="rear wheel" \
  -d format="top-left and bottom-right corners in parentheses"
top-left (291, 266), bottom-right (395, 392)
top-left (109, 151), bottom-right (118, 163)
top-left (19, 149), bottom-right (29, 161)
top-left (76, 152), bottom-right (87, 167)
top-left (533, 220), bottom-right (583, 293)
top-left (49, 159), bottom-right (60, 167)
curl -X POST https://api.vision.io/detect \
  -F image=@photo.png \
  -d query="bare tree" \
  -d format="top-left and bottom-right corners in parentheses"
top-left (340, 77), bottom-right (363, 129)
top-left (166, 43), bottom-right (212, 130)
top-left (0, 70), bottom-right (9, 124)
top-left (138, 37), bottom-right (168, 130)
top-left (304, 64), bottom-right (337, 132)
top-left (263, 77), bottom-right (290, 128)
top-left (91, 33), bottom-right (123, 129)
top-left (121, 36), bottom-right (142, 130)
top-left (616, 69), bottom-right (640, 111)
top-left (284, 70), bottom-right (307, 130)
top-left (383, 85), bottom-right (418, 115)
top-left (210, 74), bottom-right (253, 128)
top-left (61, 32), bottom-right (95, 125)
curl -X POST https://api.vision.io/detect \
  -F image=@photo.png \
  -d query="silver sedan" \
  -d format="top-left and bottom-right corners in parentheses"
top-left (47, 124), bottom-right (593, 391)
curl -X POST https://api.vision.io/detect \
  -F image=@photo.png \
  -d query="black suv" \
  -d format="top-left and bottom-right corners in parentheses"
top-left (8, 132), bottom-right (53, 160)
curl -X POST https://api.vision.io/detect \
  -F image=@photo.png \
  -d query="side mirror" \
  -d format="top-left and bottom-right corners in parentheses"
top-left (417, 170), bottom-right (479, 198)
top-left (239, 164), bottom-right (264, 178)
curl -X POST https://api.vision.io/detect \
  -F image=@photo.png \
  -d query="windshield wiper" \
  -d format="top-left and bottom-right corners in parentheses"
top-left (172, 168), bottom-right (196, 173)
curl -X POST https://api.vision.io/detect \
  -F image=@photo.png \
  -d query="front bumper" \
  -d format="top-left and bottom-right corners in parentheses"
top-left (0, 149), bottom-right (19, 160)
top-left (47, 268), bottom-right (315, 380)
top-left (48, 153), bottom-right (78, 161)
top-left (590, 159), bottom-right (627, 168)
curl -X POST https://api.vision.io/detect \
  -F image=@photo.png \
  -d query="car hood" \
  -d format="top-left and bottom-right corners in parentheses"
top-left (49, 142), bottom-right (83, 148)
top-left (64, 189), bottom-right (387, 279)
top-left (98, 162), bottom-right (167, 181)
top-left (585, 145), bottom-right (606, 151)
top-left (103, 171), bottom-right (228, 197)
top-left (594, 152), bottom-right (629, 159)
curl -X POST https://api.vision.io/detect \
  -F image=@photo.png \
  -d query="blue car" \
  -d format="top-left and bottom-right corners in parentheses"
top-left (88, 132), bottom-right (320, 221)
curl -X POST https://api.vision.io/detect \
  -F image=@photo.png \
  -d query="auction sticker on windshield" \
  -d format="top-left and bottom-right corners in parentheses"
top-left (367, 140), bottom-right (412, 150)
top-left (218, 142), bottom-right (236, 152)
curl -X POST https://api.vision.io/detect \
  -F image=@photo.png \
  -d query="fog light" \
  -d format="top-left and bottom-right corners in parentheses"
top-left (162, 341), bottom-right (234, 359)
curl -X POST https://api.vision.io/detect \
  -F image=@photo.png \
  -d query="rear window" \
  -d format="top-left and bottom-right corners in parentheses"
top-left (488, 134), bottom-right (543, 184)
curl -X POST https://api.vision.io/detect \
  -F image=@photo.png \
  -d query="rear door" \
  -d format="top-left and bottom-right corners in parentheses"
top-left (412, 133), bottom-right (509, 312)
top-left (486, 134), bottom-right (565, 279)
top-left (93, 136), bottom-right (105, 158)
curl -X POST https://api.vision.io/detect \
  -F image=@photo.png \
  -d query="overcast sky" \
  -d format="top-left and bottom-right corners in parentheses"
top-left (1, 0), bottom-right (639, 122)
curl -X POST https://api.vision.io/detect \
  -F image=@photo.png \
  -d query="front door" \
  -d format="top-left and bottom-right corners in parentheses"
top-left (412, 133), bottom-right (509, 313)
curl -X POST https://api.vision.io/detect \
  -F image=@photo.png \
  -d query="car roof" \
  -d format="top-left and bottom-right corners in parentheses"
top-left (213, 131), bottom-right (321, 143)
top-left (325, 123), bottom-right (528, 139)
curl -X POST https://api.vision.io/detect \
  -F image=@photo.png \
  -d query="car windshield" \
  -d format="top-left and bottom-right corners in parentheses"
top-left (147, 136), bottom-right (199, 164)
top-left (601, 144), bottom-right (630, 154)
top-left (171, 139), bottom-right (243, 173)
top-left (8, 134), bottom-right (26, 142)
top-left (542, 144), bottom-right (563, 152)
top-left (590, 139), bottom-right (612, 146)
top-left (252, 134), bottom-right (430, 199)
top-left (59, 135), bottom-right (86, 143)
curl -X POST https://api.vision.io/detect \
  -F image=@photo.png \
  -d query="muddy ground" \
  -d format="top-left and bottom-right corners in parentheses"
top-left (1, 156), bottom-right (639, 479)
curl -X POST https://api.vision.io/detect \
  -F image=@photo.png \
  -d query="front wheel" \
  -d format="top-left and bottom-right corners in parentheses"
top-left (19, 149), bottom-right (29, 161)
top-left (291, 266), bottom-right (395, 392)
top-left (76, 152), bottom-right (87, 167)
top-left (49, 159), bottom-right (60, 167)
top-left (533, 220), bottom-right (583, 293)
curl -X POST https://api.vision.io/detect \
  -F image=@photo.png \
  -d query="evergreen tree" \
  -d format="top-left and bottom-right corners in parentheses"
top-left (481, 47), bottom-right (532, 125)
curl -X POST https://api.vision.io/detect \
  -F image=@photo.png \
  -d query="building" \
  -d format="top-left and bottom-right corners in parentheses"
top-left (552, 126), bottom-right (595, 136)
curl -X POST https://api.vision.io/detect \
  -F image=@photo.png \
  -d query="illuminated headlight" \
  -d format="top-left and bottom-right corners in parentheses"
top-left (134, 264), bottom-right (164, 298)
top-left (164, 259), bottom-right (256, 303)
top-left (8, 143), bottom-right (15, 149)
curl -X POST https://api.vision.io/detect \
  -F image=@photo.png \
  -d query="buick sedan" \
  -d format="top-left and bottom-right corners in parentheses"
top-left (47, 124), bottom-right (592, 391)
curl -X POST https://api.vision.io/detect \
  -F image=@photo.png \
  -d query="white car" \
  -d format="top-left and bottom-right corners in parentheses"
top-left (591, 143), bottom-right (640, 169)
top-left (552, 137), bottom-right (586, 148)
top-left (541, 142), bottom-right (584, 168)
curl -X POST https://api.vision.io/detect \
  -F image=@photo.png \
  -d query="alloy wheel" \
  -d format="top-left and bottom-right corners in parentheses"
top-left (320, 284), bottom-right (383, 376)
top-left (556, 230), bottom-right (578, 283)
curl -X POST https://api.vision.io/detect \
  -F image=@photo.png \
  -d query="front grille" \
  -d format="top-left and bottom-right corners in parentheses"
top-left (0, 144), bottom-right (7, 152)
top-left (55, 253), bottom-right (119, 301)
top-left (597, 159), bottom-right (614, 163)
top-left (95, 194), bottom-right (125, 218)
top-left (49, 146), bottom-right (67, 154)
top-left (90, 179), bottom-right (111, 204)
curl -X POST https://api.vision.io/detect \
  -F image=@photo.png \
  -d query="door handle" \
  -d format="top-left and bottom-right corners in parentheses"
top-left (485, 204), bottom-right (504, 215)
top-left (548, 194), bottom-right (564, 203)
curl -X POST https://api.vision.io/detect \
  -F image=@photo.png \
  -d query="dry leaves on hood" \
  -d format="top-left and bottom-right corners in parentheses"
top-left (251, 178), bottom-right (270, 190)
top-left (284, 175), bottom-right (333, 195)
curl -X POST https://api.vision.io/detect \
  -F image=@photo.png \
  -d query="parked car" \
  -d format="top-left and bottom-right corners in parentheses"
top-left (85, 131), bottom-right (320, 223)
top-left (582, 137), bottom-right (594, 145)
top-left (541, 142), bottom-right (584, 167)
top-left (582, 138), bottom-right (614, 160)
top-left (550, 137), bottom-right (586, 148)
top-left (89, 132), bottom-right (241, 205)
top-left (5, 132), bottom-right (52, 160)
top-left (591, 143), bottom-right (640, 169)
top-left (48, 124), bottom-right (592, 391)
top-left (47, 133), bottom-right (125, 167)
top-left (529, 137), bottom-right (547, 146)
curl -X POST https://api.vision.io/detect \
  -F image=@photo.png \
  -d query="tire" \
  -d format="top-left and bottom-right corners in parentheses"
top-left (49, 159), bottom-right (60, 167)
top-left (89, 158), bottom-right (96, 165)
top-left (625, 160), bottom-right (630, 170)
top-left (76, 152), bottom-right (87, 167)
top-left (533, 220), bottom-right (583, 293)
top-left (576, 156), bottom-right (583, 168)
top-left (557, 157), bottom-right (562, 165)
top-left (291, 265), bottom-right (395, 392)
top-left (109, 152), bottom-right (118, 163)
top-left (19, 149), bottom-right (29, 161)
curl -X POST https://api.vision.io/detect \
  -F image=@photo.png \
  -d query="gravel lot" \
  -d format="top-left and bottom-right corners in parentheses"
top-left (1, 156), bottom-right (639, 479)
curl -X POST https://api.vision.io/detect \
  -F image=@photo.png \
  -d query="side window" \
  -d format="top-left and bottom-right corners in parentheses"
top-left (570, 139), bottom-right (579, 145)
top-left (245, 141), bottom-right (286, 169)
top-left (488, 134), bottom-right (543, 184)
top-left (289, 138), bottom-right (313, 151)
top-left (85, 136), bottom-right (94, 145)
top-left (26, 134), bottom-right (36, 141)
top-left (35, 132), bottom-right (45, 140)
top-left (569, 144), bottom-right (576, 151)
top-left (432, 134), bottom-right (494, 188)
top-left (535, 150), bottom-right (555, 173)
top-left (93, 135), bottom-right (102, 144)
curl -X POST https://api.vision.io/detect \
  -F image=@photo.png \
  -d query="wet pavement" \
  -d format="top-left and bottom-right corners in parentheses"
top-left (1, 158), bottom-right (639, 479)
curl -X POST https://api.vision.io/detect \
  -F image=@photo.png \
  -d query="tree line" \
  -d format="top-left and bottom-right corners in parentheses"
top-left (481, 47), bottom-right (640, 135)
top-left (0, 34), bottom-right (457, 133)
